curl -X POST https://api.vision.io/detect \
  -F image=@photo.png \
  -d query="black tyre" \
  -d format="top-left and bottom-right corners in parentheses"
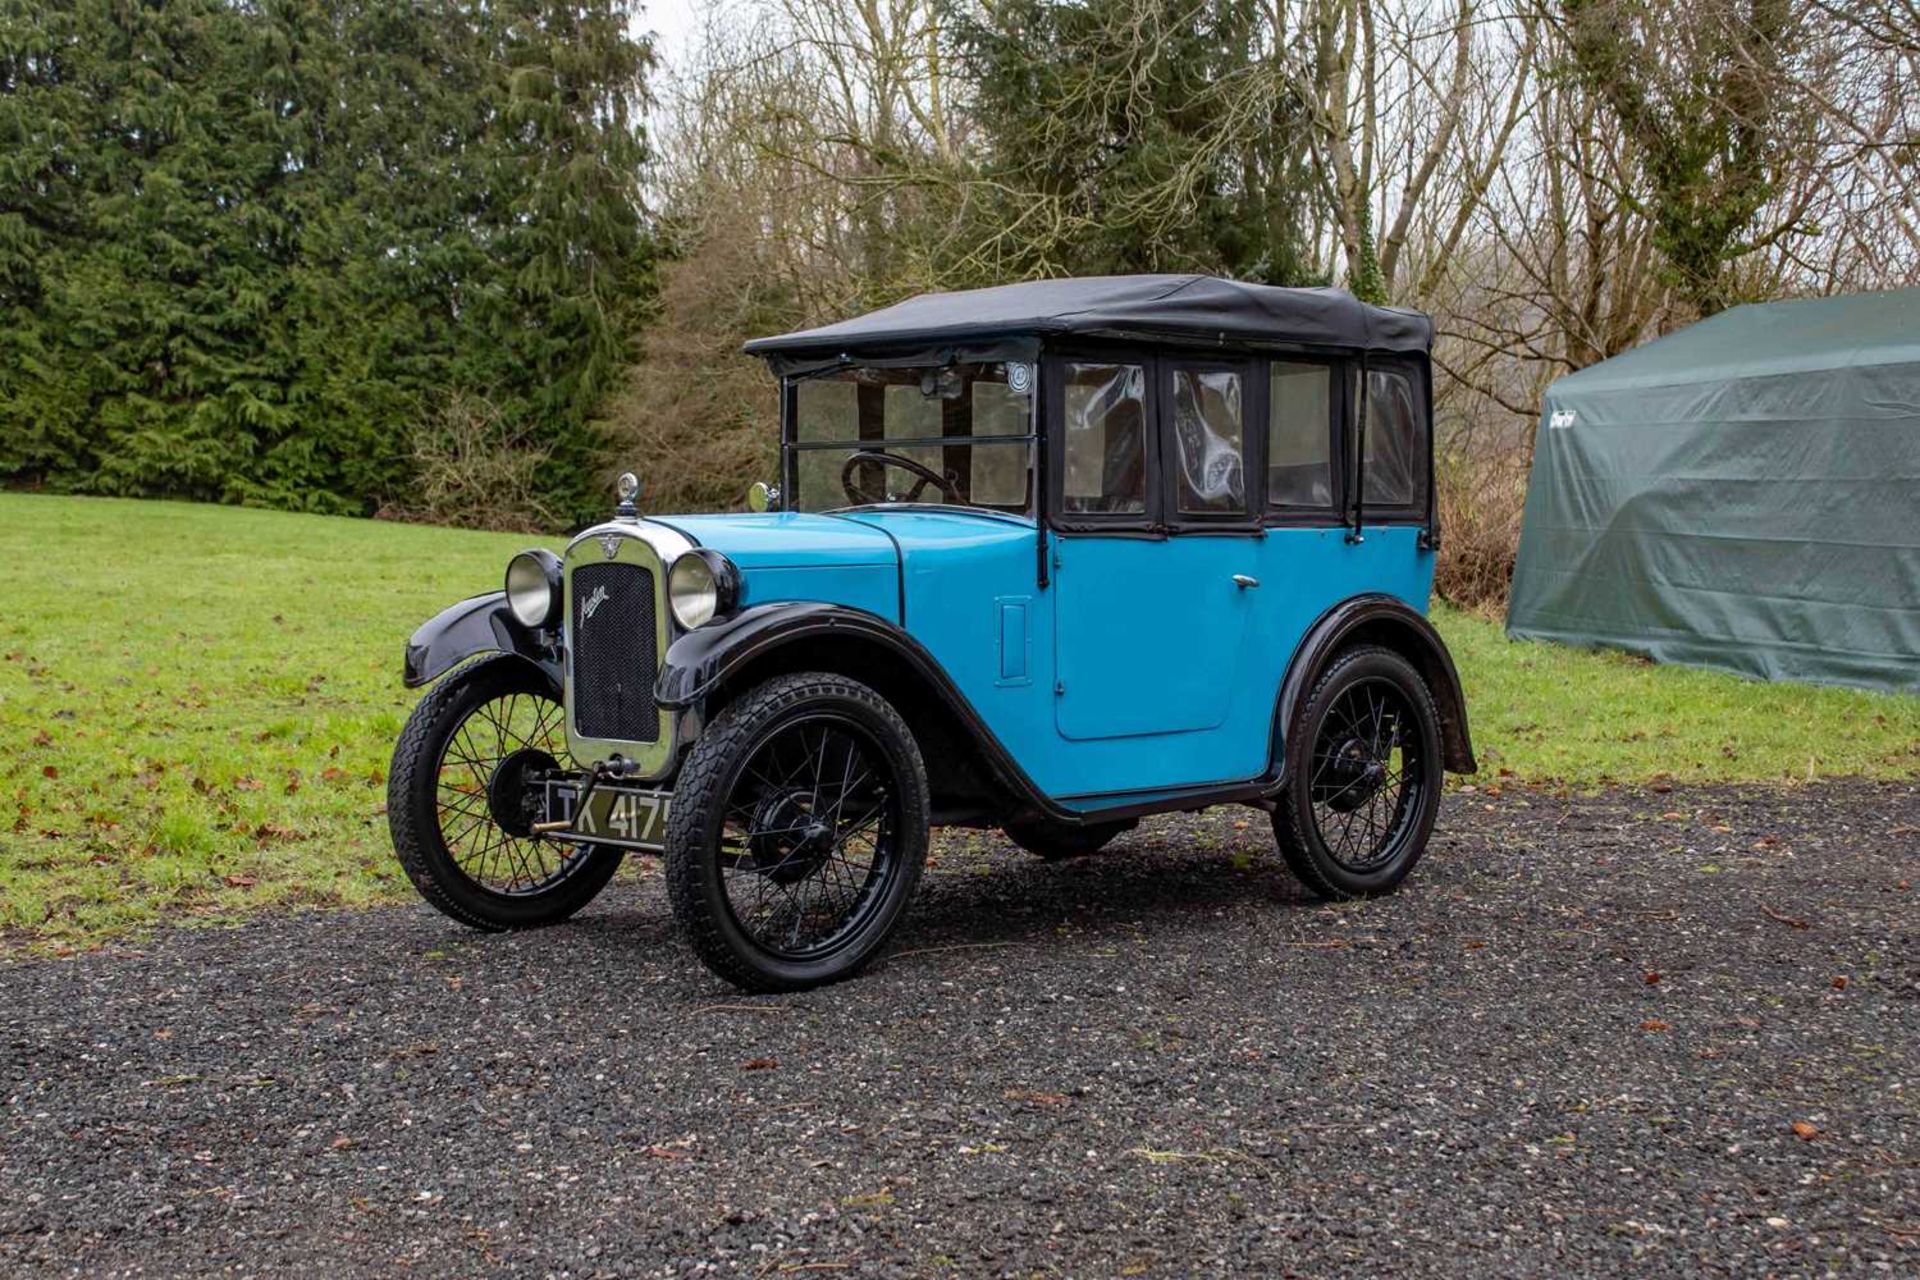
top-left (665, 672), bottom-right (929, 993)
top-left (1271, 645), bottom-right (1443, 900)
top-left (388, 655), bottom-right (622, 930)
top-left (1003, 817), bottom-right (1133, 860)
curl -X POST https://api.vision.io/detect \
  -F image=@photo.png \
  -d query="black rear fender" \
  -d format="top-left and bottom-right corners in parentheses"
top-left (1277, 594), bottom-right (1477, 774)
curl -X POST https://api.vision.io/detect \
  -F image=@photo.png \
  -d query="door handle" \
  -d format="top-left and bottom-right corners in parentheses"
top-left (1232, 574), bottom-right (1260, 589)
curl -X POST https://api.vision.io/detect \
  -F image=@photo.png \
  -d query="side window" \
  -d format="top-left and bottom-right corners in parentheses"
top-left (1170, 367), bottom-right (1246, 515)
top-left (1062, 362), bottom-right (1147, 514)
top-left (1267, 361), bottom-right (1333, 510)
top-left (1363, 367), bottom-right (1424, 508)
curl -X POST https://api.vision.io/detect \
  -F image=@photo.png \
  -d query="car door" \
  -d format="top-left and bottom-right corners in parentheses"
top-left (1049, 353), bottom-right (1261, 742)
top-left (1246, 353), bottom-right (1437, 643)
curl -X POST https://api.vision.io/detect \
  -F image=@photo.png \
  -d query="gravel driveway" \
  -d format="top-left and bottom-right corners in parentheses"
top-left (3, 781), bottom-right (1915, 1277)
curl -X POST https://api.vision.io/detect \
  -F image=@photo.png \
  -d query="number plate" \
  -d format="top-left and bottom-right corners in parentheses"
top-left (544, 779), bottom-right (672, 851)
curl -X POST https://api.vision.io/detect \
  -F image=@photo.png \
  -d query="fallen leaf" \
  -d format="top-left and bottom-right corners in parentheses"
top-left (1659, 810), bottom-right (1686, 821)
top-left (741, 1057), bottom-right (778, 1071)
top-left (32, 729), bottom-right (52, 748)
top-left (645, 1145), bottom-right (690, 1160)
top-left (1789, 1120), bottom-right (1818, 1141)
top-left (1003, 1088), bottom-right (1070, 1107)
top-left (223, 873), bottom-right (257, 888)
top-left (1643, 972), bottom-right (1661, 985)
top-left (1464, 939), bottom-right (1487, 950)
top-left (41, 765), bottom-right (58, 780)
top-left (1830, 975), bottom-right (1849, 990)
top-left (329, 1136), bottom-right (359, 1151)
top-left (1760, 905), bottom-right (1809, 929)
top-left (1640, 1019), bottom-right (1671, 1032)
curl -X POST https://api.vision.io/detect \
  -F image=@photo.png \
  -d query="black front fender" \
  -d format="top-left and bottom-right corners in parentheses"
top-left (403, 591), bottom-right (560, 690)
top-left (654, 602), bottom-right (899, 709)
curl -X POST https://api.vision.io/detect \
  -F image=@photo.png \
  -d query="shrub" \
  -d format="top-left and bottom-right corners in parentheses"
top-left (1433, 427), bottom-right (1530, 613)
top-left (381, 395), bottom-right (556, 534)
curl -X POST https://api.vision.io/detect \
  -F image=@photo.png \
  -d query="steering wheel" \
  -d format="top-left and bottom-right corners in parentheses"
top-left (839, 450), bottom-right (963, 506)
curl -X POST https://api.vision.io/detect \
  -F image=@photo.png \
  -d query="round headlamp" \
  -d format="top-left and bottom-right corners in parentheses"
top-left (504, 549), bottom-right (562, 629)
top-left (668, 549), bottom-right (739, 630)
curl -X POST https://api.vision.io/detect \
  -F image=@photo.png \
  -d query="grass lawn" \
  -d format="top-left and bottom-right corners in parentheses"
top-left (2, 493), bottom-right (1915, 947)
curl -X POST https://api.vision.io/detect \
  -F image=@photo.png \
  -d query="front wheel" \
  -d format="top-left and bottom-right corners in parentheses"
top-left (388, 655), bottom-right (624, 930)
top-left (665, 672), bottom-right (930, 992)
top-left (1270, 645), bottom-right (1443, 900)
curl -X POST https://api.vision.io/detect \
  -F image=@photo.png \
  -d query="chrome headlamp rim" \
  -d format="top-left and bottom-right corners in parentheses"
top-left (667, 549), bottom-right (740, 630)
top-left (504, 548), bottom-right (562, 629)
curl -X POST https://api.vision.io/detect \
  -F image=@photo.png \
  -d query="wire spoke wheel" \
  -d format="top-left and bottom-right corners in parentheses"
top-left (390, 656), bottom-right (623, 931)
top-left (1271, 646), bottom-right (1442, 901)
top-left (1306, 678), bottom-right (1422, 873)
top-left (432, 686), bottom-right (587, 895)
top-left (665, 672), bottom-right (929, 992)
top-left (715, 714), bottom-right (900, 960)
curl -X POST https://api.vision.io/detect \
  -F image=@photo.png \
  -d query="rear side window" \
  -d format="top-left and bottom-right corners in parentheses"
top-left (1363, 367), bottom-right (1424, 508)
top-left (1170, 367), bottom-right (1246, 515)
top-left (1062, 362), bottom-right (1147, 514)
top-left (1268, 362), bottom-right (1333, 509)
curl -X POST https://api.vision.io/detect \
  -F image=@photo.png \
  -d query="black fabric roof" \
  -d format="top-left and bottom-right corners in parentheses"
top-left (743, 275), bottom-right (1432, 367)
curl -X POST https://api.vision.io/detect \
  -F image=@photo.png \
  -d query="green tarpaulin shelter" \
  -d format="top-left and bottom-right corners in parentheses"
top-left (1508, 288), bottom-right (1920, 692)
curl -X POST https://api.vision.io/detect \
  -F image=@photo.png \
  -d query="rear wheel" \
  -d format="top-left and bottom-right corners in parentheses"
top-left (388, 656), bottom-right (622, 930)
top-left (1003, 817), bottom-right (1133, 860)
top-left (1271, 645), bottom-right (1442, 900)
top-left (665, 673), bottom-right (929, 992)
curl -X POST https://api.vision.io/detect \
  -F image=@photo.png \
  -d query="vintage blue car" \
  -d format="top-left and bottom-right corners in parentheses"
top-left (389, 275), bottom-right (1477, 991)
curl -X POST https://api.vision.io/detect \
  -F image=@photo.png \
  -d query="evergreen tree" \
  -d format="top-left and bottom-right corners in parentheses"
top-left (949, 0), bottom-right (1323, 286)
top-left (0, 0), bottom-right (654, 524)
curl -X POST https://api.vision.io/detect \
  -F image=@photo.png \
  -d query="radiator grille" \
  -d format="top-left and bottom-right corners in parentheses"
top-left (568, 561), bottom-right (660, 742)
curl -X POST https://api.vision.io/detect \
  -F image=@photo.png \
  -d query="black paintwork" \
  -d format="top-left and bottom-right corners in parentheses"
top-left (1276, 593), bottom-right (1477, 775)
top-left (403, 591), bottom-right (561, 692)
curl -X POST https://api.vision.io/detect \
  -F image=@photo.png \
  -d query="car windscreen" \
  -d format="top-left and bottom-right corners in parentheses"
top-left (787, 362), bottom-right (1035, 513)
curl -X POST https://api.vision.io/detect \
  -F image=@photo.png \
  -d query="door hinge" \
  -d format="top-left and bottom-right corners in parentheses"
top-left (1054, 681), bottom-right (1066, 696)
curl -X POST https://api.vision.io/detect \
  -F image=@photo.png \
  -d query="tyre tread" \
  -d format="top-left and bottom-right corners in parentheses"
top-left (387, 655), bottom-right (619, 931)
top-left (665, 672), bottom-right (928, 993)
top-left (1271, 644), bottom-right (1442, 901)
